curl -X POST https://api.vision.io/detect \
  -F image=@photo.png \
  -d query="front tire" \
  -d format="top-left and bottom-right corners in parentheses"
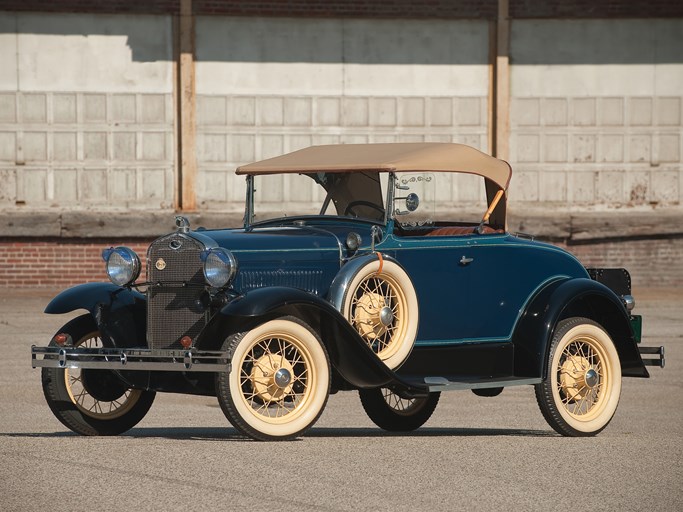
top-left (535, 317), bottom-right (622, 437)
top-left (41, 315), bottom-right (155, 436)
top-left (359, 388), bottom-right (440, 432)
top-left (216, 317), bottom-right (330, 441)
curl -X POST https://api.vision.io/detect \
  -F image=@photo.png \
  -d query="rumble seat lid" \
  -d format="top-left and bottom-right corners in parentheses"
top-left (237, 143), bottom-right (512, 191)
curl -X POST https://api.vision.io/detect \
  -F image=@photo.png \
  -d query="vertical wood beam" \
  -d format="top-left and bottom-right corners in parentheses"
top-left (494, 0), bottom-right (510, 161)
top-left (487, 21), bottom-right (496, 156)
top-left (178, 0), bottom-right (197, 211)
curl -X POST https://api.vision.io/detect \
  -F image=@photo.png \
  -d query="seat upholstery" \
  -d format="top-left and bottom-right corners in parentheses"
top-left (426, 225), bottom-right (502, 236)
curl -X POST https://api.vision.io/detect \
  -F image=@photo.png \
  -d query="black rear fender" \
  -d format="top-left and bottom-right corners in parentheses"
top-left (195, 286), bottom-right (402, 389)
top-left (513, 278), bottom-right (648, 379)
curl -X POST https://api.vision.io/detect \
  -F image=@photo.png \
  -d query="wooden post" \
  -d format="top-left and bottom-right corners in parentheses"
top-left (494, 0), bottom-right (510, 161)
top-left (178, 0), bottom-right (197, 211)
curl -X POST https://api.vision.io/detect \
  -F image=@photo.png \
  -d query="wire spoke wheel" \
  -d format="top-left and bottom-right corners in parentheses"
top-left (556, 338), bottom-right (605, 418)
top-left (65, 332), bottom-right (143, 420)
top-left (535, 317), bottom-right (621, 437)
top-left (381, 388), bottom-right (424, 416)
top-left (342, 258), bottom-right (418, 369)
top-left (352, 274), bottom-right (405, 358)
top-left (239, 333), bottom-right (312, 421)
top-left (216, 317), bottom-right (330, 441)
top-left (359, 387), bottom-right (440, 432)
top-left (41, 314), bottom-right (155, 436)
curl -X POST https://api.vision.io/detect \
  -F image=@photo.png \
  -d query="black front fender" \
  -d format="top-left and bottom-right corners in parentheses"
top-left (196, 286), bottom-right (423, 392)
top-left (513, 278), bottom-right (648, 379)
top-left (45, 283), bottom-right (147, 349)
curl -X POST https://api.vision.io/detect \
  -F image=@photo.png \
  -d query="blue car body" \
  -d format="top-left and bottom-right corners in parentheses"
top-left (37, 143), bottom-right (662, 440)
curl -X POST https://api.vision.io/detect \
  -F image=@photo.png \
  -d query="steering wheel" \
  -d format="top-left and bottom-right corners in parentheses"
top-left (343, 201), bottom-right (386, 218)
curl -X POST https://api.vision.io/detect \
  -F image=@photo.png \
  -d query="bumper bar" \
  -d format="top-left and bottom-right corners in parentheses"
top-left (639, 345), bottom-right (665, 368)
top-left (31, 346), bottom-right (231, 373)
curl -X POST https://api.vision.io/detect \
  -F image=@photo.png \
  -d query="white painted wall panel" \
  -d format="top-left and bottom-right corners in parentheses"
top-left (0, 13), bottom-right (175, 210)
top-left (509, 19), bottom-right (683, 206)
top-left (10, 13), bottom-right (173, 93)
top-left (195, 17), bottom-right (491, 209)
top-left (196, 18), bottom-right (489, 97)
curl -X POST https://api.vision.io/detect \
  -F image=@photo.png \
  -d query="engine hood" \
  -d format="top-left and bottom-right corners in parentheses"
top-left (189, 224), bottom-right (360, 296)
top-left (192, 225), bottom-right (345, 258)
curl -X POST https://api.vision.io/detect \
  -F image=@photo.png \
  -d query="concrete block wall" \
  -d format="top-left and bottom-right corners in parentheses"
top-left (196, 94), bottom-right (489, 207)
top-left (194, 17), bottom-right (491, 209)
top-left (0, 91), bottom-right (175, 209)
top-left (508, 19), bottom-right (683, 207)
top-left (0, 12), bottom-right (175, 210)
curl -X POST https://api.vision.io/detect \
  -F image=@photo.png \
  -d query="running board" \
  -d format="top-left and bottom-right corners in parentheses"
top-left (423, 376), bottom-right (541, 393)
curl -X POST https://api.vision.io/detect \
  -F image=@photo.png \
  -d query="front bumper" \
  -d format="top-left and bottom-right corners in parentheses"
top-left (31, 346), bottom-right (231, 373)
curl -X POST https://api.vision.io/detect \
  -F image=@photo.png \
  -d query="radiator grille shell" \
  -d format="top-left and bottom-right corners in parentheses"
top-left (146, 233), bottom-right (207, 350)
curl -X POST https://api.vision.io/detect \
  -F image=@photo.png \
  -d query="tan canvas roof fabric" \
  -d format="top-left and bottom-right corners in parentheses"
top-left (237, 143), bottom-right (512, 190)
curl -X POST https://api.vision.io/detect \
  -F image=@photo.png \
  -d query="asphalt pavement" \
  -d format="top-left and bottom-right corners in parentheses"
top-left (1, 288), bottom-right (681, 512)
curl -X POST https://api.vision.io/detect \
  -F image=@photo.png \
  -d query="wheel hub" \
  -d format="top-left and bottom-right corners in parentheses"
top-left (354, 292), bottom-right (392, 339)
top-left (559, 355), bottom-right (599, 402)
top-left (584, 368), bottom-right (599, 388)
top-left (274, 367), bottom-right (292, 388)
top-left (250, 354), bottom-right (295, 402)
top-left (379, 306), bottom-right (394, 327)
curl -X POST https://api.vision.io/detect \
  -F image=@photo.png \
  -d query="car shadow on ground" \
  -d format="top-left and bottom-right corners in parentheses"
top-left (3, 426), bottom-right (557, 440)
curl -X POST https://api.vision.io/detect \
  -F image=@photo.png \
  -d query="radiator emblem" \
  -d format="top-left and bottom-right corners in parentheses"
top-left (155, 258), bottom-right (167, 271)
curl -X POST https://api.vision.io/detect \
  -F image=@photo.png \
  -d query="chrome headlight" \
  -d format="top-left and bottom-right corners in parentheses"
top-left (102, 247), bottom-right (141, 286)
top-left (201, 248), bottom-right (237, 288)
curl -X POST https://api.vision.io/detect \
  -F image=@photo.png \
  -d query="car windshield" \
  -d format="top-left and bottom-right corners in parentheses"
top-left (250, 172), bottom-right (386, 224)
top-left (249, 170), bottom-right (496, 230)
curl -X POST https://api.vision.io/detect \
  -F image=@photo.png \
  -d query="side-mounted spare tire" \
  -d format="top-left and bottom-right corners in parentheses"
top-left (340, 256), bottom-right (419, 370)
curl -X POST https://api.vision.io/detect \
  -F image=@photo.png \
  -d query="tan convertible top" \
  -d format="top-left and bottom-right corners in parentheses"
top-left (237, 143), bottom-right (512, 190)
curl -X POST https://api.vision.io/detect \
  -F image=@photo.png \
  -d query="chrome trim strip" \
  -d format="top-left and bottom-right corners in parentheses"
top-left (424, 376), bottom-right (541, 392)
top-left (31, 346), bottom-right (230, 373)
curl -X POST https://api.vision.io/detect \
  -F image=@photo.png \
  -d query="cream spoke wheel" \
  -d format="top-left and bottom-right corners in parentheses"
top-left (63, 332), bottom-right (143, 420)
top-left (41, 314), bottom-right (155, 436)
top-left (535, 317), bottom-right (622, 437)
top-left (342, 258), bottom-right (418, 369)
top-left (216, 317), bottom-right (330, 441)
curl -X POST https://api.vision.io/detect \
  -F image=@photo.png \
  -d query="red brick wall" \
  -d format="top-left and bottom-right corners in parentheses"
top-left (510, 0), bottom-right (683, 18)
top-left (564, 238), bottom-right (683, 289)
top-left (193, 0), bottom-right (498, 18)
top-left (1, 237), bottom-right (680, 288)
top-left (0, 239), bottom-right (152, 288)
top-left (0, 0), bottom-right (180, 14)
top-left (3, 0), bottom-right (680, 18)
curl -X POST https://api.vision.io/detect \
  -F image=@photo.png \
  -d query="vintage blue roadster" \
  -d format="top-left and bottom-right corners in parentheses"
top-left (33, 143), bottom-right (664, 440)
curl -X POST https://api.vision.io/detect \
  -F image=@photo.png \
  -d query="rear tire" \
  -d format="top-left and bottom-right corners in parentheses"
top-left (535, 317), bottom-right (621, 437)
top-left (41, 315), bottom-right (155, 436)
top-left (359, 388), bottom-right (440, 432)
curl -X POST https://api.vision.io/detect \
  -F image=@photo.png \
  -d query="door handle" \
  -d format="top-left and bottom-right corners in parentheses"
top-left (459, 255), bottom-right (474, 266)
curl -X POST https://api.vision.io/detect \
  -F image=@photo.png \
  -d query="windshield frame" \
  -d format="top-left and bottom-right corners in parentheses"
top-left (243, 172), bottom-right (389, 229)
top-left (243, 170), bottom-right (505, 232)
